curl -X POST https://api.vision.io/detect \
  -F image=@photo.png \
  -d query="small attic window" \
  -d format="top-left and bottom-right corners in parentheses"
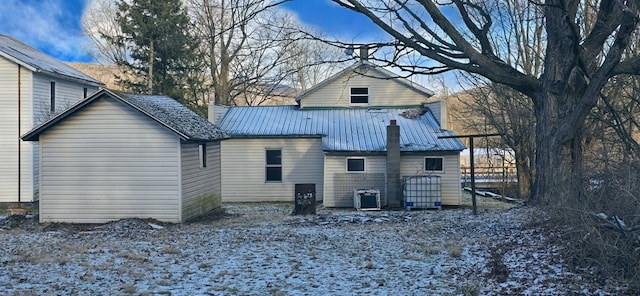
top-left (350, 87), bottom-right (369, 104)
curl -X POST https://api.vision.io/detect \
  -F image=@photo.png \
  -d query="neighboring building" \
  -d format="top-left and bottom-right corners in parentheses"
top-left (0, 35), bottom-right (103, 203)
top-left (212, 61), bottom-right (466, 208)
top-left (22, 89), bottom-right (227, 223)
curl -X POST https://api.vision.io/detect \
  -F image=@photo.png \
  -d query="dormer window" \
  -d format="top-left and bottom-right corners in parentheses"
top-left (350, 87), bottom-right (369, 105)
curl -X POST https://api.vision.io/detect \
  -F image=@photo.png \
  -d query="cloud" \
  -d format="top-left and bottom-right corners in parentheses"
top-left (0, 0), bottom-right (93, 62)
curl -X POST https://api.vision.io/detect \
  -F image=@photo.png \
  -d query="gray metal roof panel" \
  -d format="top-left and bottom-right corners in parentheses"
top-left (218, 106), bottom-right (465, 152)
top-left (0, 35), bottom-right (102, 85)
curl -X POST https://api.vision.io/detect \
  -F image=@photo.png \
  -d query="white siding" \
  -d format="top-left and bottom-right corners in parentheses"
top-left (30, 73), bottom-right (100, 202)
top-left (0, 58), bottom-right (35, 202)
top-left (300, 71), bottom-right (428, 108)
top-left (221, 138), bottom-right (324, 202)
top-left (323, 153), bottom-right (461, 207)
top-left (39, 98), bottom-right (181, 223)
top-left (323, 155), bottom-right (386, 207)
top-left (181, 142), bottom-right (222, 221)
top-left (400, 153), bottom-right (462, 205)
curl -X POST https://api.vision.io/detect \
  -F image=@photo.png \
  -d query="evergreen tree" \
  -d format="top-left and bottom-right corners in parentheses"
top-left (108, 0), bottom-right (204, 110)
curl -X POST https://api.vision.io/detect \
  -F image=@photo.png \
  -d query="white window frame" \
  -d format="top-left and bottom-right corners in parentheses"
top-left (349, 87), bottom-right (369, 105)
top-left (346, 157), bottom-right (366, 173)
top-left (424, 157), bottom-right (444, 172)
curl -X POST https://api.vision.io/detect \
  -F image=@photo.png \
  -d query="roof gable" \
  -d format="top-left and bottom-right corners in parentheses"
top-left (22, 89), bottom-right (226, 142)
top-left (217, 105), bottom-right (465, 152)
top-left (296, 61), bottom-right (435, 104)
top-left (0, 35), bottom-right (101, 85)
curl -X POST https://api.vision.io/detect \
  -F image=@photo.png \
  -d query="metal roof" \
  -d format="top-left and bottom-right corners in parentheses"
top-left (0, 34), bottom-right (102, 85)
top-left (217, 105), bottom-right (465, 152)
top-left (22, 90), bottom-right (227, 142)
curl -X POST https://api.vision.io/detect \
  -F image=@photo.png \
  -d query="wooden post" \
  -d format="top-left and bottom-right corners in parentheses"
top-left (439, 133), bottom-right (503, 215)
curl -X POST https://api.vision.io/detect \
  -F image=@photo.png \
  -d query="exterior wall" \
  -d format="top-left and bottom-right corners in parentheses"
top-left (0, 56), bottom-right (100, 203)
top-left (300, 70), bottom-right (428, 108)
top-left (400, 153), bottom-right (462, 205)
top-left (221, 138), bottom-right (324, 202)
top-left (323, 153), bottom-right (462, 207)
top-left (181, 141), bottom-right (222, 221)
top-left (0, 58), bottom-right (34, 202)
top-left (323, 155), bottom-right (387, 207)
top-left (39, 97), bottom-right (181, 223)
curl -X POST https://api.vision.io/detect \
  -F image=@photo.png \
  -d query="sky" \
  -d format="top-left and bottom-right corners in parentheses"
top-left (0, 0), bottom-right (387, 63)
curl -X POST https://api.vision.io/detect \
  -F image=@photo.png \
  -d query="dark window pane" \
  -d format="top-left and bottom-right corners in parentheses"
top-left (266, 150), bottom-right (281, 165)
top-left (347, 158), bottom-right (365, 171)
top-left (425, 158), bottom-right (443, 171)
top-left (350, 87), bottom-right (368, 95)
top-left (266, 167), bottom-right (282, 181)
top-left (351, 96), bottom-right (369, 104)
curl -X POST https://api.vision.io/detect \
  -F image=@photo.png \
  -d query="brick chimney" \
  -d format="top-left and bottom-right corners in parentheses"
top-left (386, 119), bottom-right (402, 209)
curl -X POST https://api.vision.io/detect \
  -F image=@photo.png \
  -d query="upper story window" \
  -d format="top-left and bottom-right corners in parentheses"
top-left (50, 81), bottom-right (56, 112)
top-left (350, 87), bottom-right (369, 105)
top-left (425, 157), bottom-right (444, 172)
top-left (83, 87), bottom-right (88, 99)
top-left (346, 157), bottom-right (366, 172)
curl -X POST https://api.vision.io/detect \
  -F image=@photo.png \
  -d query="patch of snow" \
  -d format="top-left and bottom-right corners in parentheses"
top-left (0, 204), bottom-right (626, 295)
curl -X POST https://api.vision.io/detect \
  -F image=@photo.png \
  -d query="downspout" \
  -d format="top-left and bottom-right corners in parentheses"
top-left (17, 64), bottom-right (21, 205)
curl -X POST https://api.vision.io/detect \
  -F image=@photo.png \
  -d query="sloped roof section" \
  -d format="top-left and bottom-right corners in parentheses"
top-left (0, 35), bottom-right (101, 85)
top-left (218, 105), bottom-right (465, 152)
top-left (22, 90), bottom-right (226, 142)
top-left (296, 61), bottom-right (435, 102)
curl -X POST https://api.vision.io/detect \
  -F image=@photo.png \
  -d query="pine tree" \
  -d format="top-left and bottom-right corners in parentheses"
top-left (109, 0), bottom-right (203, 110)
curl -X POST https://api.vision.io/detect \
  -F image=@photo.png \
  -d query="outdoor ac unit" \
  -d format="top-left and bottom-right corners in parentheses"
top-left (353, 189), bottom-right (381, 211)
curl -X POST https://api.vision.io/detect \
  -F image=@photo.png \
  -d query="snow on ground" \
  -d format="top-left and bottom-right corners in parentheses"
top-left (0, 196), bottom-right (626, 295)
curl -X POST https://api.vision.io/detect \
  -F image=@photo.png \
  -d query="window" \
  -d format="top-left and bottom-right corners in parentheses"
top-left (265, 149), bottom-right (282, 182)
top-left (425, 157), bottom-right (444, 172)
top-left (50, 81), bottom-right (56, 112)
top-left (198, 144), bottom-right (207, 168)
top-left (350, 87), bottom-right (369, 104)
top-left (346, 157), bottom-right (365, 172)
top-left (83, 87), bottom-right (88, 99)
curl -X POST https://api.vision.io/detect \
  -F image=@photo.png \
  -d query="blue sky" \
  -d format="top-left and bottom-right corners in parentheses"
top-left (0, 0), bottom-right (386, 63)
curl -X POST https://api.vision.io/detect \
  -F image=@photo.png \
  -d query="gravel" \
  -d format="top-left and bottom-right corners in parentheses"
top-left (0, 196), bottom-right (627, 295)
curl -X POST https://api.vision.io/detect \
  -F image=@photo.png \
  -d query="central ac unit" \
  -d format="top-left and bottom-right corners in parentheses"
top-left (353, 189), bottom-right (381, 210)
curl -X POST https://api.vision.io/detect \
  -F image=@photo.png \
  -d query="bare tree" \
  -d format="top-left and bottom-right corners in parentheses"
top-left (333, 0), bottom-right (640, 206)
top-left (188, 0), bottom-right (302, 106)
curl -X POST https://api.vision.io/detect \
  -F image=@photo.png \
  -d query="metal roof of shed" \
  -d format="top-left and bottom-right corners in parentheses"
top-left (217, 105), bottom-right (465, 152)
top-left (0, 34), bottom-right (102, 85)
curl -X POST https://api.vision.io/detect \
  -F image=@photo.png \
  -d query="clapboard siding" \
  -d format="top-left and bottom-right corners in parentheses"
top-left (400, 154), bottom-right (462, 205)
top-left (323, 155), bottom-right (387, 207)
top-left (39, 97), bottom-right (181, 223)
top-left (221, 138), bottom-right (324, 202)
top-left (181, 142), bottom-right (221, 221)
top-left (0, 58), bottom-right (36, 202)
top-left (300, 72), bottom-right (427, 108)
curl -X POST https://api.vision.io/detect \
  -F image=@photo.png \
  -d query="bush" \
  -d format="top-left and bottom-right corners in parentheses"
top-left (552, 160), bottom-right (640, 294)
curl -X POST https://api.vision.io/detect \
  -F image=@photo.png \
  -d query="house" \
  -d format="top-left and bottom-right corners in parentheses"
top-left (0, 35), bottom-right (103, 203)
top-left (22, 89), bottom-right (227, 223)
top-left (211, 61), bottom-right (466, 208)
